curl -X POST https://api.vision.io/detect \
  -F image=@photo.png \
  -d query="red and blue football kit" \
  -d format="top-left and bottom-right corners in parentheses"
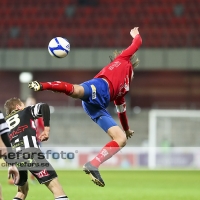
top-left (31, 32), bottom-right (142, 179)
top-left (92, 34), bottom-right (142, 131)
top-left (39, 34), bottom-right (142, 132)
top-left (95, 34), bottom-right (142, 102)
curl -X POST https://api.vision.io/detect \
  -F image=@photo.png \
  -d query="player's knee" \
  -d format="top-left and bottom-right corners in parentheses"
top-left (116, 134), bottom-right (127, 147)
top-left (121, 134), bottom-right (127, 147)
top-left (108, 126), bottom-right (127, 147)
top-left (71, 85), bottom-right (84, 98)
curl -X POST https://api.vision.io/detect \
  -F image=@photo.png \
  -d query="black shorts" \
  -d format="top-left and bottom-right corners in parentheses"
top-left (17, 168), bottom-right (57, 186)
top-left (14, 148), bottom-right (57, 186)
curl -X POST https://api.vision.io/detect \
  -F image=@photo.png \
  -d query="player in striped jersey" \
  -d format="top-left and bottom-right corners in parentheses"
top-left (4, 98), bottom-right (69, 200)
top-left (0, 111), bottom-right (10, 156)
top-left (0, 110), bottom-right (20, 199)
top-left (0, 111), bottom-right (10, 135)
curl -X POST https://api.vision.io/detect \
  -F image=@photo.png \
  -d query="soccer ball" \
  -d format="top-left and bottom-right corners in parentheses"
top-left (48, 37), bottom-right (70, 58)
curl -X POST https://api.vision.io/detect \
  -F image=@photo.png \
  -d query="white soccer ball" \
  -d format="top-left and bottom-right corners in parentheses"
top-left (48, 37), bottom-right (70, 58)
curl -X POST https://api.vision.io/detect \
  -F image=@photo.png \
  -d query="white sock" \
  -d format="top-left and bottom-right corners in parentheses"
top-left (55, 195), bottom-right (69, 200)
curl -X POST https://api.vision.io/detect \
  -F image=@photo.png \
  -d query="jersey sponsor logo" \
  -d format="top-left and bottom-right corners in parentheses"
top-left (12, 140), bottom-right (24, 149)
top-left (9, 125), bottom-right (28, 140)
top-left (117, 75), bottom-right (130, 98)
top-left (90, 84), bottom-right (96, 99)
top-left (11, 135), bottom-right (38, 152)
top-left (100, 149), bottom-right (109, 157)
top-left (108, 61), bottom-right (121, 70)
top-left (34, 169), bottom-right (50, 178)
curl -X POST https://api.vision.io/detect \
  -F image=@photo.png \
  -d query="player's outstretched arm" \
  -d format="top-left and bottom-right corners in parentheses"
top-left (119, 27), bottom-right (142, 59)
top-left (114, 97), bottom-right (134, 139)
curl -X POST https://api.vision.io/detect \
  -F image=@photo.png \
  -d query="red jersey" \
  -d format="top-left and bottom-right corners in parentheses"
top-left (94, 34), bottom-right (142, 103)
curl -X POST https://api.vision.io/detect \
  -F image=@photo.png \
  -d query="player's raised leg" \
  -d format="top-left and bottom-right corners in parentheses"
top-left (28, 80), bottom-right (85, 99)
top-left (83, 117), bottom-right (127, 187)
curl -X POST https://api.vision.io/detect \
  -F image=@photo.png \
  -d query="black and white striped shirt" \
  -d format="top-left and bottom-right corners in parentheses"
top-left (5, 103), bottom-right (50, 151)
top-left (0, 111), bottom-right (10, 135)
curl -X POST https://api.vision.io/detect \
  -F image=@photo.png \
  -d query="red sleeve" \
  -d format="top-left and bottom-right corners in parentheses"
top-left (118, 34), bottom-right (142, 60)
top-left (37, 118), bottom-right (44, 130)
top-left (114, 97), bottom-right (125, 105)
top-left (36, 118), bottom-right (44, 141)
top-left (114, 97), bottom-right (129, 131)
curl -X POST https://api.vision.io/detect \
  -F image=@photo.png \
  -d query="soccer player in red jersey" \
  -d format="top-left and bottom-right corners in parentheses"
top-left (29, 27), bottom-right (142, 187)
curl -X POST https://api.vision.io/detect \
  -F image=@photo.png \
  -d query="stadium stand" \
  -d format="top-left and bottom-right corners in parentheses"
top-left (0, 0), bottom-right (199, 48)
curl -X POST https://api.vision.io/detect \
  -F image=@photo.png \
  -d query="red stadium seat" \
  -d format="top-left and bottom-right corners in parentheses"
top-left (0, 0), bottom-right (199, 48)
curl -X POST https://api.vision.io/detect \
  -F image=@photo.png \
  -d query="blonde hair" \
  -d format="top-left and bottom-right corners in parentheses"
top-left (4, 97), bottom-right (23, 115)
top-left (109, 50), bottom-right (140, 68)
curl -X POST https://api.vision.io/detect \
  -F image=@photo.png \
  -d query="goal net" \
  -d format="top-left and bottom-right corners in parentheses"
top-left (148, 109), bottom-right (200, 169)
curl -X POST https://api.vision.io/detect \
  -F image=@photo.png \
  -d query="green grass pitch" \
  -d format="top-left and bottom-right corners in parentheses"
top-left (1, 170), bottom-right (200, 200)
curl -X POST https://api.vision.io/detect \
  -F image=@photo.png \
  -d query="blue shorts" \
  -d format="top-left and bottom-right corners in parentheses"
top-left (81, 78), bottom-right (117, 132)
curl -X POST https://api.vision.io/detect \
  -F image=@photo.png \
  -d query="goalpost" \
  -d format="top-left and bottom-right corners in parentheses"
top-left (148, 109), bottom-right (200, 169)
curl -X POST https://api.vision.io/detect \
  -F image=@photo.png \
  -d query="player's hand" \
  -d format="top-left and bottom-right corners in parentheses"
top-left (28, 81), bottom-right (43, 91)
top-left (39, 127), bottom-right (50, 142)
top-left (130, 27), bottom-right (139, 38)
top-left (125, 129), bottom-right (134, 139)
top-left (8, 165), bottom-right (20, 185)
